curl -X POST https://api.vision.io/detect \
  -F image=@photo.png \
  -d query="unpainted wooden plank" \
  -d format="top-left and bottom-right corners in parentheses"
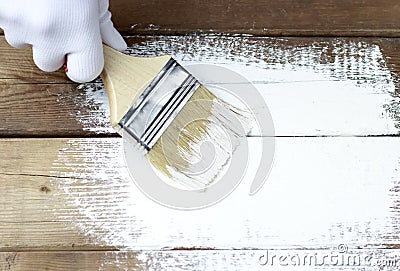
top-left (0, 138), bottom-right (399, 250)
top-left (0, 39), bottom-right (68, 84)
top-left (0, 1), bottom-right (399, 36)
top-left (107, 0), bottom-right (400, 36)
top-left (0, 251), bottom-right (138, 271)
top-left (0, 83), bottom-right (113, 136)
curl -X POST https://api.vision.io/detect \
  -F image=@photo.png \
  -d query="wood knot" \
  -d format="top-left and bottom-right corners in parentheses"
top-left (40, 185), bottom-right (51, 193)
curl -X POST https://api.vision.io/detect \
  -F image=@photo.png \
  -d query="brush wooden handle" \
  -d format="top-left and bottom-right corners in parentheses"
top-left (100, 45), bottom-right (171, 127)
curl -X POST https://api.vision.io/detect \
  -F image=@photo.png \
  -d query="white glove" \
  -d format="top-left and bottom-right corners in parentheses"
top-left (0, 0), bottom-right (127, 83)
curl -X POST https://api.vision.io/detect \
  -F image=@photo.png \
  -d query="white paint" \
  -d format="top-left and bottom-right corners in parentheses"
top-left (72, 36), bottom-right (399, 135)
top-left (252, 80), bottom-right (399, 136)
top-left (131, 37), bottom-right (393, 90)
top-left (72, 83), bottom-right (113, 134)
top-left (50, 36), bottom-right (400, 254)
top-left (176, 37), bottom-right (399, 136)
top-left (145, 24), bottom-right (160, 31)
top-left (101, 249), bottom-right (400, 270)
top-left (50, 137), bottom-right (400, 250)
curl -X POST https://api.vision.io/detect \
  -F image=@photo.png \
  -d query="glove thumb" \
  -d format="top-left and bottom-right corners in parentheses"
top-left (99, 0), bottom-right (127, 52)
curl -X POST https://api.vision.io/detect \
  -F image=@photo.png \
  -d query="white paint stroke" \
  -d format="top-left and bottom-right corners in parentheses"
top-left (71, 36), bottom-right (399, 135)
top-left (50, 137), bottom-right (400, 250)
top-left (65, 82), bottom-right (113, 134)
top-left (100, 249), bottom-right (400, 271)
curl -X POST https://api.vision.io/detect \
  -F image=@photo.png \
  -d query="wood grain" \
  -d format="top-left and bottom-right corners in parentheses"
top-left (107, 0), bottom-right (400, 36)
top-left (0, 84), bottom-right (92, 137)
top-left (0, 138), bottom-right (399, 251)
top-left (1, 29), bottom-right (400, 268)
top-left (1, 36), bottom-right (400, 136)
top-left (0, 39), bottom-right (68, 84)
top-left (1, 1), bottom-right (399, 36)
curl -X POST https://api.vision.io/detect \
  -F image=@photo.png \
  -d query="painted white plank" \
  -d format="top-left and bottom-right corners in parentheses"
top-left (9, 137), bottom-right (393, 250)
top-left (146, 37), bottom-right (400, 136)
top-left (251, 81), bottom-right (398, 136)
top-left (106, 249), bottom-right (400, 271)
top-left (70, 36), bottom-right (400, 136)
top-left (4, 249), bottom-right (400, 271)
top-left (74, 77), bottom-right (399, 136)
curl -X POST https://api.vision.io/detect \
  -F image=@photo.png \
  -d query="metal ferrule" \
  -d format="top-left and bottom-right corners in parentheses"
top-left (118, 58), bottom-right (200, 151)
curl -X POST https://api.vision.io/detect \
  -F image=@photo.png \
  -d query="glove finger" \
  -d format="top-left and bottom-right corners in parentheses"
top-left (32, 47), bottom-right (65, 72)
top-left (99, 0), bottom-right (127, 52)
top-left (4, 29), bottom-right (30, 49)
top-left (65, 45), bottom-right (104, 83)
top-left (100, 20), bottom-right (127, 52)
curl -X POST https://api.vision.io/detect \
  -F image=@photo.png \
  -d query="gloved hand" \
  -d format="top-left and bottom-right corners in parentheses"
top-left (0, 0), bottom-right (127, 83)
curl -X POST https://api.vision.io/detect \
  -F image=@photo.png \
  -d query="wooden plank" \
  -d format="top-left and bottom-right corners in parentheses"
top-left (0, 138), bottom-right (398, 250)
top-left (0, 83), bottom-right (113, 136)
top-left (2, 249), bottom-right (400, 271)
top-left (0, 252), bottom-right (113, 271)
top-left (0, 39), bottom-right (68, 84)
top-left (1, 81), bottom-right (398, 137)
top-left (1, 1), bottom-right (400, 36)
top-left (3, 36), bottom-right (400, 84)
top-left (107, 0), bottom-right (400, 36)
top-left (1, 36), bottom-right (400, 136)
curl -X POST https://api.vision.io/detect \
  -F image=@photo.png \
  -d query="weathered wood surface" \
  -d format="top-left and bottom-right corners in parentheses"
top-left (0, 0), bottom-right (400, 37)
top-left (1, 33), bottom-right (400, 269)
top-left (1, 1), bottom-right (399, 36)
top-left (1, 36), bottom-right (400, 136)
top-left (107, 0), bottom-right (400, 36)
top-left (0, 40), bottom-right (68, 84)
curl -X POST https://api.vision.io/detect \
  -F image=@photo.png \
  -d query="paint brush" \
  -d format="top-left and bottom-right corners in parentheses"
top-left (101, 45), bottom-right (248, 188)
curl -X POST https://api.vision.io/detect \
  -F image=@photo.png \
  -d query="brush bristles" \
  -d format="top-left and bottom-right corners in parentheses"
top-left (147, 85), bottom-right (250, 190)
